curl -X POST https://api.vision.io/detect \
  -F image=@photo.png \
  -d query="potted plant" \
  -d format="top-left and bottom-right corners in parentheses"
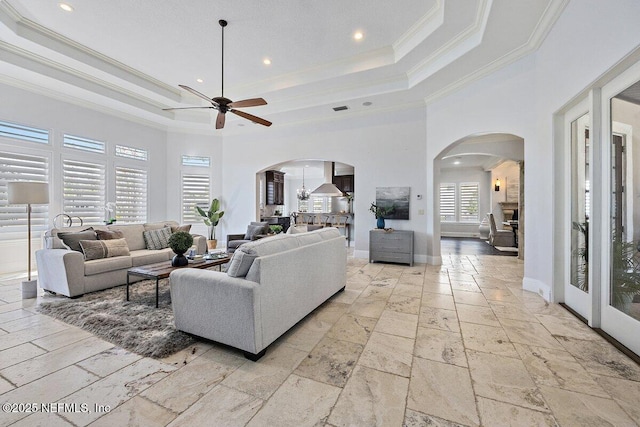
top-left (611, 237), bottom-right (640, 311)
top-left (195, 198), bottom-right (225, 250)
top-left (370, 202), bottom-right (393, 229)
top-left (269, 225), bottom-right (283, 234)
top-left (168, 231), bottom-right (194, 267)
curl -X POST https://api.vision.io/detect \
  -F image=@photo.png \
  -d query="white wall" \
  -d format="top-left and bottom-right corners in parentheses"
top-left (425, 0), bottom-right (640, 299)
top-left (221, 106), bottom-right (428, 262)
top-left (439, 167), bottom-right (491, 237)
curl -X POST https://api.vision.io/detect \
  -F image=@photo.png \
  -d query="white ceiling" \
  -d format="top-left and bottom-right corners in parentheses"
top-left (0, 0), bottom-right (568, 133)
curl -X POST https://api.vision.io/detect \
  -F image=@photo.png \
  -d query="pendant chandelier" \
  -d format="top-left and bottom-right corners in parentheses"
top-left (297, 168), bottom-right (310, 201)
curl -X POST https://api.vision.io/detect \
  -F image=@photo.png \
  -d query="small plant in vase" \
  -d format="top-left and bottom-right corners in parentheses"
top-left (168, 231), bottom-right (194, 267)
top-left (195, 198), bottom-right (224, 250)
top-left (370, 202), bottom-right (393, 229)
top-left (269, 225), bottom-right (283, 234)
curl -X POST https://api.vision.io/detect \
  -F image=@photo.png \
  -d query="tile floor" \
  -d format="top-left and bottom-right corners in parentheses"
top-left (1, 254), bottom-right (639, 426)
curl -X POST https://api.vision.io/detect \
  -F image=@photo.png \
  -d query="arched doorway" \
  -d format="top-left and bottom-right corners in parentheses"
top-left (434, 133), bottom-right (524, 259)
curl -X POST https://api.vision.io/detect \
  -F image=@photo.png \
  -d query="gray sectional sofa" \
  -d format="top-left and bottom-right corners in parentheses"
top-left (35, 221), bottom-right (206, 297)
top-left (170, 227), bottom-right (347, 360)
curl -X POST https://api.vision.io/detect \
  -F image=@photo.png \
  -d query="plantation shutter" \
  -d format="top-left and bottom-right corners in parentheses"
top-left (0, 152), bottom-right (49, 236)
top-left (63, 159), bottom-right (106, 225)
top-left (115, 166), bottom-right (147, 223)
top-left (439, 183), bottom-right (456, 222)
top-left (182, 174), bottom-right (210, 223)
top-left (459, 183), bottom-right (479, 222)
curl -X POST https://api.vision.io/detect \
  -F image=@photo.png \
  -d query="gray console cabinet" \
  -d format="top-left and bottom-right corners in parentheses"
top-left (369, 230), bottom-right (414, 266)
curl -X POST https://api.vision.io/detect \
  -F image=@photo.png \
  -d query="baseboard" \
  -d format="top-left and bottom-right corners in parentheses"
top-left (414, 254), bottom-right (428, 264)
top-left (523, 277), bottom-right (551, 301)
top-left (426, 255), bottom-right (442, 265)
top-left (441, 232), bottom-right (481, 238)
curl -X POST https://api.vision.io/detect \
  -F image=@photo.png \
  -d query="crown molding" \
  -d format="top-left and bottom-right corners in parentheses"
top-left (0, 1), bottom-right (181, 101)
top-left (407, 0), bottom-right (492, 88)
top-left (392, 0), bottom-right (444, 61)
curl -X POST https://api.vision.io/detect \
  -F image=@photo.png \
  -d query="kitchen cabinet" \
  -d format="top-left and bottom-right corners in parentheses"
top-left (265, 170), bottom-right (285, 205)
top-left (332, 174), bottom-right (354, 193)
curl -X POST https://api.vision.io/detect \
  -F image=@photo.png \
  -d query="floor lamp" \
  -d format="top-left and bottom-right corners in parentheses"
top-left (8, 181), bottom-right (49, 299)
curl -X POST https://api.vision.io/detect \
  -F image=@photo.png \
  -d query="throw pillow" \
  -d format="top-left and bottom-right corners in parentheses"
top-left (170, 224), bottom-right (192, 233)
top-left (226, 249), bottom-right (257, 278)
top-left (143, 227), bottom-right (172, 250)
top-left (244, 224), bottom-right (266, 240)
top-left (79, 238), bottom-right (130, 261)
top-left (57, 228), bottom-right (96, 252)
top-left (96, 229), bottom-right (125, 240)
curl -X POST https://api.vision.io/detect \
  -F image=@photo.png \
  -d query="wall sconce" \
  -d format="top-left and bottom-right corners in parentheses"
top-left (494, 178), bottom-right (501, 192)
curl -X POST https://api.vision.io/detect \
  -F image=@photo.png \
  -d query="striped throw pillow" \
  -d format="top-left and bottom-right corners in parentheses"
top-left (79, 238), bottom-right (130, 261)
top-left (143, 226), bottom-right (172, 250)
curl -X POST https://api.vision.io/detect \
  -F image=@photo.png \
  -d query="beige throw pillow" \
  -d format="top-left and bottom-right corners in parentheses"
top-left (79, 238), bottom-right (130, 261)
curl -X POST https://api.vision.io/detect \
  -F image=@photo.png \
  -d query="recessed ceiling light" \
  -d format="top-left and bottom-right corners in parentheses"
top-left (59, 2), bottom-right (74, 12)
top-left (263, 58), bottom-right (272, 65)
top-left (453, 161), bottom-right (461, 165)
top-left (353, 31), bottom-right (364, 41)
top-left (196, 78), bottom-right (204, 83)
top-left (363, 101), bottom-right (372, 106)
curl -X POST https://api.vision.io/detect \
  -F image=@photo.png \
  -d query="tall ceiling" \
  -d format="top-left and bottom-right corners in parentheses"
top-left (0, 0), bottom-right (568, 133)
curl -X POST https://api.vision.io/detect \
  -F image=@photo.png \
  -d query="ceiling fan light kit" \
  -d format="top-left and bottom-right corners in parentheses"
top-left (163, 19), bottom-right (271, 129)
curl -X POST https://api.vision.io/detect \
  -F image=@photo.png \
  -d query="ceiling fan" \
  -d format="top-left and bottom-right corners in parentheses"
top-left (163, 19), bottom-right (272, 130)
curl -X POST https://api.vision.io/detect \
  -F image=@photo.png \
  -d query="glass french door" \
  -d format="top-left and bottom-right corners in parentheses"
top-left (600, 70), bottom-right (640, 356)
top-left (565, 108), bottom-right (591, 319)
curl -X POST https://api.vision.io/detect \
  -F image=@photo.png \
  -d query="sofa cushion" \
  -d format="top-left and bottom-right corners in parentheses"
top-left (294, 232), bottom-right (323, 246)
top-left (171, 224), bottom-right (191, 233)
top-left (240, 233), bottom-right (300, 257)
top-left (108, 224), bottom-right (146, 250)
top-left (96, 229), bottom-right (125, 240)
top-left (57, 228), bottom-right (96, 252)
top-left (79, 238), bottom-right (130, 261)
top-left (144, 220), bottom-right (179, 231)
top-left (244, 222), bottom-right (269, 240)
top-left (84, 255), bottom-right (132, 276)
top-left (130, 248), bottom-right (173, 266)
top-left (143, 227), bottom-right (172, 250)
top-left (226, 250), bottom-right (257, 278)
top-left (313, 227), bottom-right (341, 240)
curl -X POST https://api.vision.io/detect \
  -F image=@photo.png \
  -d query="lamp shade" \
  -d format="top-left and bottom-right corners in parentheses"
top-left (311, 183), bottom-right (343, 197)
top-left (7, 182), bottom-right (49, 205)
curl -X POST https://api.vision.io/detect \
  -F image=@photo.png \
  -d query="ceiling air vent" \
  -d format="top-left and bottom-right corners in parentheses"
top-left (333, 105), bottom-right (349, 112)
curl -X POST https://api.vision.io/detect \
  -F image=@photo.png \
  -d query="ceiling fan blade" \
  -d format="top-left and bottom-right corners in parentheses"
top-left (178, 85), bottom-right (217, 105)
top-left (216, 111), bottom-right (226, 129)
top-left (231, 109), bottom-right (272, 127)
top-left (162, 106), bottom-right (215, 111)
top-left (227, 98), bottom-right (267, 108)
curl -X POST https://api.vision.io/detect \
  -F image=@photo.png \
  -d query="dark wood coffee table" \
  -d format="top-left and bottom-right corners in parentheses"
top-left (126, 256), bottom-right (231, 307)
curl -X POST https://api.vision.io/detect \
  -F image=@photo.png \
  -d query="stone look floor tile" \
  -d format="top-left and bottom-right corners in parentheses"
top-left (456, 304), bottom-right (501, 327)
top-left (0, 320), bottom-right (68, 351)
top-left (414, 327), bottom-right (467, 367)
top-left (418, 306), bottom-right (459, 332)
top-left (514, 343), bottom-right (609, 398)
top-left (422, 282), bottom-right (454, 296)
top-left (450, 281), bottom-right (482, 293)
top-left (404, 409), bottom-right (470, 427)
top-left (359, 286), bottom-right (393, 300)
top-left (596, 375), bottom-right (640, 424)
top-left (393, 284), bottom-right (422, 298)
top-left (386, 294), bottom-right (421, 314)
top-left (246, 375), bottom-right (340, 427)
top-left (539, 385), bottom-right (636, 427)
top-left (481, 288), bottom-right (521, 303)
top-left (30, 327), bottom-right (93, 352)
top-left (407, 357), bottom-right (480, 427)
top-left (0, 375), bottom-right (14, 394)
top-left (60, 358), bottom-right (176, 426)
top-left (459, 322), bottom-right (519, 358)
top-left (467, 350), bottom-right (549, 412)
top-left (281, 317), bottom-right (333, 352)
top-left (142, 347), bottom-right (245, 413)
top-left (88, 396), bottom-right (176, 427)
top-left (0, 309), bottom-right (34, 324)
top-left (1, 336), bottom-right (114, 386)
top-left (535, 314), bottom-right (602, 341)
top-left (476, 397), bottom-right (558, 427)
top-left (294, 336), bottom-right (363, 387)
top-left (10, 412), bottom-right (72, 427)
top-left (326, 313), bottom-right (376, 345)
top-left (374, 310), bottom-right (418, 339)
top-left (76, 347), bottom-right (142, 378)
top-left (222, 343), bottom-right (307, 400)
top-left (0, 342), bottom-right (46, 370)
top-left (421, 293), bottom-right (456, 310)
top-left (328, 365), bottom-right (409, 427)
top-left (499, 318), bottom-right (564, 350)
top-left (453, 291), bottom-right (490, 307)
top-left (167, 385), bottom-right (263, 427)
top-left (359, 331), bottom-right (414, 377)
top-left (488, 301), bottom-right (533, 321)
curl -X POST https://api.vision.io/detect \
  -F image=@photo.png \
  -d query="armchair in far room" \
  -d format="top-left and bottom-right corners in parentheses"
top-left (488, 213), bottom-right (515, 247)
top-left (226, 221), bottom-right (270, 254)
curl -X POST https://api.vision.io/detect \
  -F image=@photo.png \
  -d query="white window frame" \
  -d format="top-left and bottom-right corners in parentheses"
top-left (115, 165), bottom-right (148, 223)
top-left (439, 182), bottom-right (480, 223)
top-left (181, 173), bottom-right (210, 224)
top-left (61, 155), bottom-right (107, 226)
top-left (439, 182), bottom-right (456, 222)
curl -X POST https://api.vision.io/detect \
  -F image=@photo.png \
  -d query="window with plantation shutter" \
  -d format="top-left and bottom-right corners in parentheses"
top-left (0, 151), bottom-right (49, 237)
top-left (459, 183), bottom-right (479, 222)
top-left (63, 159), bottom-right (106, 225)
top-left (440, 183), bottom-right (456, 222)
top-left (115, 166), bottom-right (147, 223)
top-left (182, 174), bottom-right (210, 223)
